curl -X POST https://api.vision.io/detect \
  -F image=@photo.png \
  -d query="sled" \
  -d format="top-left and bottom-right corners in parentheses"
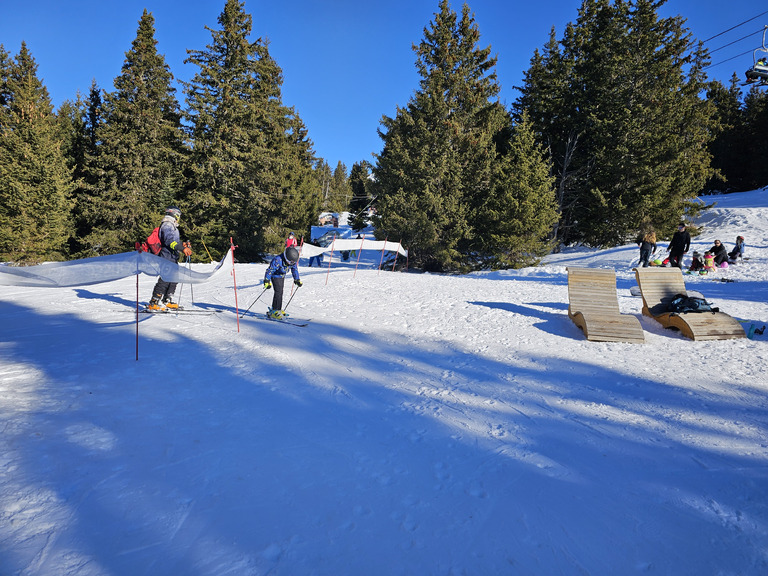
top-left (566, 267), bottom-right (644, 343)
top-left (633, 267), bottom-right (745, 341)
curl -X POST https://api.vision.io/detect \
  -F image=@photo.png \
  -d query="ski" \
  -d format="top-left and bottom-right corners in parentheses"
top-left (243, 312), bottom-right (310, 327)
top-left (138, 307), bottom-right (221, 316)
top-left (264, 317), bottom-right (310, 327)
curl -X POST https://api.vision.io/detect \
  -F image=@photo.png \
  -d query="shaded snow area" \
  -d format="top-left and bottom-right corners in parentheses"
top-left (2, 189), bottom-right (768, 575)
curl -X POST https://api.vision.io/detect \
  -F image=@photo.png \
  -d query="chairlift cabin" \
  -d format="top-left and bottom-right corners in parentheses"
top-left (745, 25), bottom-right (768, 87)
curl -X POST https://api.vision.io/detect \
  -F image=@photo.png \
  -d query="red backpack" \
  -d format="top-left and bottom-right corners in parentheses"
top-left (135, 227), bottom-right (162, 255)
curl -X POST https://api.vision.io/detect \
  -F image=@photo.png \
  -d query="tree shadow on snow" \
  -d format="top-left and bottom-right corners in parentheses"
top-left (1, 298), bottom-right (767, 574)
top-left (470, 300), bottom-right (569, 337)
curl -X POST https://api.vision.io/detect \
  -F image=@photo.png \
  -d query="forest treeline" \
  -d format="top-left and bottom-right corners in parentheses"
top-left (1, 0), bottom-right (767, 271)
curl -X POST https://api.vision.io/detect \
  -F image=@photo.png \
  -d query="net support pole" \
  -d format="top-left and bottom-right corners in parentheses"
top-left (325, 233), bottom-right (336, 286)
top-left (231, 238), bottom-right (240, 333)
top-left (353, 234), bottom-right (365, 278)
top-left (135, 271), bottom-right (139, 361)
top-left (378, 237), bottom-right (387, 275)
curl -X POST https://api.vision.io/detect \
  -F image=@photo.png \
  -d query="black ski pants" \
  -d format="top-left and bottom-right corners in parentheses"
top-left (152, 278), bottom-right (178, 302)
top-left (271, 276), bottom-right (285, 310)
top-left (669, 251), bottom-right (685, 268)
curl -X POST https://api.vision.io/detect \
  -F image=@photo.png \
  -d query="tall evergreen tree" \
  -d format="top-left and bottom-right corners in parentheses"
top-left (703, 77), bottom-right (747, 193)
top-left (315, 159), bottom-right (333, 207)
top-left (324, 161), bottom-right (350, 213)
top-left (373, 0), bottom-right (509, 271)
top-left (182, 0), bottom-right (319, 261)
top-left (0, 45), bottom-right (11, 107)
top-left (0, 43), bottom-right (72, 262)
top-left (80, 10), bottom-right (186, 255)
top-left (516, 0), bottom-right (715, 246)
top-left (65, 81), bottom-right (104, 255)
top-left (742, 87), bottom-right (768, 191)
top-left (478, 112), bottom-right (558, 268)
top-left (516, 26), bottom-right (583, 244)
top-left (348, 160), bottom-right (373, 232)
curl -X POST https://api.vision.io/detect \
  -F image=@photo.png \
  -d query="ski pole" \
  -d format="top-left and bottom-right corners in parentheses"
top-left (283, 283), bottom-right (301, 313)
top-left (240, 287), bottom-right (268, 318)
top-left (187, 254), bottom-right (194, 305)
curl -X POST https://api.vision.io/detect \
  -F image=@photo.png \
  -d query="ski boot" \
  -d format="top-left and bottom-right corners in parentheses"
top-left (267, 308), bottom-right (285, 320)
top-left (163, 298), bottom-right (181, 310)
top-left (147, 298), bottom-right (164, 311)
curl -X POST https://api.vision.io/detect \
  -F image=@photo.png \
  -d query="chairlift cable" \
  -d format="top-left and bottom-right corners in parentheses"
top-left (707, 28), bottom-right (765, 55)
top-left (704, 48), bottom-right (756, 70)
top-left (702, 11), bottom-right (768, 44)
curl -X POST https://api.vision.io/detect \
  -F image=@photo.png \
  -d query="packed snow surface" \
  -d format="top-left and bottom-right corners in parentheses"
top-left (1, 190), bottom-right (767, 575)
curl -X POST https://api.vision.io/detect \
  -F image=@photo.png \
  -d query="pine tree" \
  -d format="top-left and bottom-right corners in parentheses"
top-left (515, 26), bottom-right (583, 244)
top-left (0, 43), bottom-right (73, 262)
top-left (324, 161), bottom-right (350, 213)
top-left (373, 0), bottom-right (508, 271)
top-left (183, 0), bottom-right (319, 261)
top-left (79, 10), bottom-right (186, 256)
top-left (516, 0), bottom-right (715, 246)
top-left (478, 112), bottom-right (558, 268)
top-left (742, 87), bottom-right (768, 191)
top-left (348, 160), bottom-right (372, 232)
top-left (65, 81), bottom-right (104, 255)
top-left (704, 77), bottom-right (747, 193)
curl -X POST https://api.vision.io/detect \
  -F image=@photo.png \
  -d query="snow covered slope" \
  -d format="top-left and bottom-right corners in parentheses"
top-left (1, 190), bottom-right (767, 575)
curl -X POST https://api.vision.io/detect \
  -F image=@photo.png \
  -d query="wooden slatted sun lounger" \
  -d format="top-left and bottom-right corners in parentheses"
top-left (567, 267), bottom-right (645, 343)
top-left (634, 267), bottom-right (745, 340)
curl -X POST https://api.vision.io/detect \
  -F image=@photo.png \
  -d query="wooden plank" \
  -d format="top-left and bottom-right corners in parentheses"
top-left (567, 267), bottom-right (644, 343)
top-left (634, 267), bottom-right (746, 340)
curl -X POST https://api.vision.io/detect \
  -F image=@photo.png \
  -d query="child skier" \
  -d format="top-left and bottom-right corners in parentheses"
top-left (263, 246), bottom-right (302, 319)
top-left (148, 207), bottom-right (192, 310)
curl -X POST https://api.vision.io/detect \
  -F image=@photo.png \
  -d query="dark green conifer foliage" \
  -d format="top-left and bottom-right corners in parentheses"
top-left (65, 81), bottom-right (104, 256)
top-left (478, 112), bottom-right (558, 269)
top-left (742, 87), bottom-right (768, 191)
top-left (315, 159), bottom-right (333, 208)
top-left (183, 0), bottom-right (319, 261)
top-left (703, 77), bottom-right (747, 193)
top-left (373, 0), bottom-right (510, 272)
top-left (80, 10), bottom-right (186, 255)
top-left (516, 0), bottom-right (715, 246)
top-left (0, 43), bottom-right (73, 262)
top-left (516, 26), bottom-right (582, 244)
top-left (0, 45), bottom-right (11, 107)
top-left (324, 161), bottom-right (351, 213)
top-left (348, 161), bottom-right (373, 232)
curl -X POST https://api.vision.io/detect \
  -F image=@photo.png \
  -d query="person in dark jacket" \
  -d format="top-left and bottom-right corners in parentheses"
top-left (708, 239), bottom-right (729, 266)
top-left (637, 230), bottom-right (657, 267)
top-left (148, 207), bottom-right (192, 311)
top-left (263, 246), bottom-right (302, 319)
top-left (667, 223), bottom-right (690, 268)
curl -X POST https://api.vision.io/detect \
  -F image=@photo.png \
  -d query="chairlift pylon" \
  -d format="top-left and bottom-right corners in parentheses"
top-left (744, 25), bottom-right (768, 87)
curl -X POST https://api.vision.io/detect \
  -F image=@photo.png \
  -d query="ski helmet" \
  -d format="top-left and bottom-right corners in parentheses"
top-left (283, 246), bottom-right (299, 265)
top-left (165, 207), bottom-right (181, 221)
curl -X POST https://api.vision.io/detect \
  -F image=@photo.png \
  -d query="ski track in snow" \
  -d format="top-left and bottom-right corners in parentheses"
top-left (1, 190), bottom-right (768, 575)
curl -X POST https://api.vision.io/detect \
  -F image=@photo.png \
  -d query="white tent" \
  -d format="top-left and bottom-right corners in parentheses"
top-left (299, 238), bottom-right (407, 259)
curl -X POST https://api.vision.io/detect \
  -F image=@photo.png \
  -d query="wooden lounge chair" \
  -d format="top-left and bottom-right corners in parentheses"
top-left (566, 267), bottom-right (645, 343)
top-left (634, 267), bottom-right (745, 340)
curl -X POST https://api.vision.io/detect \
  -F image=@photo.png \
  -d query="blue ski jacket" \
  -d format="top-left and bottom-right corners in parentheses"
top-left (264, 254), bottom-right (300, 282)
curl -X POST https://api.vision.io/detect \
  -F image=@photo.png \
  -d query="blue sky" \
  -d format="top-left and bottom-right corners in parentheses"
top-left (2, 1), bottom-right (766, 171)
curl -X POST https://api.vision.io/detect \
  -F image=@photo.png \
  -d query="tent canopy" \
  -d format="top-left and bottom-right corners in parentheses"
top-left (299, 238), bottom-right (407, 258)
